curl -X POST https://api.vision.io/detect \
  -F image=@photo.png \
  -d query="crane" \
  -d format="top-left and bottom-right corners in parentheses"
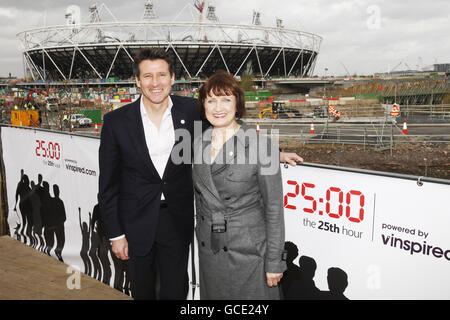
top-left (194, 0), bottom-right (205, 14)
top-left (340, 61), bottom-right (351, 77)
top-left (194, 0), bottom-right (206, 40)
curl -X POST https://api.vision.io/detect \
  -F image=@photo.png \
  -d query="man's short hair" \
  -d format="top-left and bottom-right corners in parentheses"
top-left (133, 48), bottom-right (175, 77)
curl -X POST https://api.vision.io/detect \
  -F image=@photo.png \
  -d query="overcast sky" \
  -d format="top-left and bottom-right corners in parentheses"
top-left (0, 0), bottom-right (449, 78)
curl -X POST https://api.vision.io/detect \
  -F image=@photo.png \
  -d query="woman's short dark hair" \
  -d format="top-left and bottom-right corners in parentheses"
top-left (198, 71), bottom-right (246, 121)
top-left (133, 48), bottom-right (174, 77)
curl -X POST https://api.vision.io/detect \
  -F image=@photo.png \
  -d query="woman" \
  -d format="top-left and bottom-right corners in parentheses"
top-left (193, 71), bottom-right (286, 300)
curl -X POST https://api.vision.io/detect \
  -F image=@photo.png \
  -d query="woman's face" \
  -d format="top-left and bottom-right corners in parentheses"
top-left (204, 91), bottom-right (237, 129)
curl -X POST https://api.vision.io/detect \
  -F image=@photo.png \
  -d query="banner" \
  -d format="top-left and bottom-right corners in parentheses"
top-left (1, 126), bottom-right (198, 299)
top-left (281, 165), bottom-right (450, 299)
top-left (2, 126), bottom-right (450, 299)
top-left (1, 127), bottom-right (131, 294)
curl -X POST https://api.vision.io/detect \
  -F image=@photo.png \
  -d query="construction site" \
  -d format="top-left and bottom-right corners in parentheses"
top-left (2, 73), bottom-right (449, 179)
top-left (0, 1), bottom-right (449, 182)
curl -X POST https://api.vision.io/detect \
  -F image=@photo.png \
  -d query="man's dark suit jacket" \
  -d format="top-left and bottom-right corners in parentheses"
top-left (98, 95), bottom-right (200, 257)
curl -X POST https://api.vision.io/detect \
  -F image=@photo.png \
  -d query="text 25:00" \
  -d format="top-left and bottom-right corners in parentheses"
top-left (35, 140), bottom-right (61, 160)
top-left (284, 180), bottom-right (365, 223)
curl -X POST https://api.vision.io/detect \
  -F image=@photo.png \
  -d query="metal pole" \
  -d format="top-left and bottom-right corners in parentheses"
top-left (390, 123), bottom-right (393, 156)
top-left (364, 128), bottom-right (366, 151)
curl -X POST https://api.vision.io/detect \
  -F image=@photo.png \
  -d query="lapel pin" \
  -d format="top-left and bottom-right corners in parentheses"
top-left (181, 119), bottom-right (185, 124)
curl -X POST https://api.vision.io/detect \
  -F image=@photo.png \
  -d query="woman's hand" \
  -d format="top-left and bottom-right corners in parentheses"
top-left (266, 272), bottom-right (283, 287)
top-left (280, 152), bottom-right (303, 166)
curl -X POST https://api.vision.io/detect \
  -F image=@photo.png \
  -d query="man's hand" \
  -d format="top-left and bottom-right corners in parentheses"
top-left (111, 237), bottom-right (129, 260)
top-left (280, 152), bottom-right (304, 166)
top-left (266, 272), bottom-right (283, 287)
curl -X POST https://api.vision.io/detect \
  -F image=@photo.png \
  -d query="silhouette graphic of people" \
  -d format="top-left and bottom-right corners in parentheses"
top-left (42, 183), bottom-right (66, 262)
top-left (13, 222), bottom-right (21, 242)
top-left (79, 207), bottom-right (92, 276)
top-left (280, 241), bottom-right (321, 299)
top-left (79, 203), bottom-right (130, 294)
top-left (111, 254), bottom-right (131, 296)
top-left (11, 170), bottom-right (23, 232)
top-left (13, 170), bottom-right (25, 242)
top-left (295, 255), bottom-right (322, 299)
top-left (280, 241), bottom-right (351, 300)
top-left (97, 223), bottom-right (112, 285)
top-left (321, 267), bottom-right (349, 300)
top-left (14, 173), bottom-right (33, 246)
top-left (40, 181), bottom-right (52, 252)
top-left (92, 204), bottom-right (112, 285)
top-left (29, 181), bottom-right (43, 250)
top-left (33, 174), bottom-right (46, 251)
top-left (281, 241), bottom-right (302, 299)
top-left (88, 212), bottom-right (102, 281)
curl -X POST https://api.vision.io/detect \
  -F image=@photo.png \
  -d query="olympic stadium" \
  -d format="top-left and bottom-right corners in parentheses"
top-left (16, 1), bottom-right (322, 82)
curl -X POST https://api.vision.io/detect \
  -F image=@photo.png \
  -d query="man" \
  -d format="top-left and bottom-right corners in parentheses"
top-left (98, 48), bottom-right (302, 300)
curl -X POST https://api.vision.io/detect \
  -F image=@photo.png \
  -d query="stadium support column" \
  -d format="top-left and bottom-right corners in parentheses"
top-left (235, 47), bottom-right (255, 77)
top-left (302, 52), bottom-right (314, 78)
top-left (308, 53), bottom-right (318, 77)
top-left (264, 47), bottom-right (283, 78)
top-left (195, 44), bottom-right (217, 77)
top-left (288, 49), bottom-right (304, 77)
top-left (106, 47), bottom-right (122, 79)
top-left (43, 48), bottom-right (67, 80)
top-left (76, 46), bottom-right (102, 79)
top-left (254, 46), bottom-right (263, 78)
top-left (42, 49), bottom-right (46, 81)
top-left (23, 54), bottom-right (37, 81)
top-left (25, 52), bottom-right (44, 81)
top-left (168, 43), bottom-right (192, 79)
top-left (216, 46), bottom-right (230, 73)
top-left (69, 48), bottom-right (76, 80)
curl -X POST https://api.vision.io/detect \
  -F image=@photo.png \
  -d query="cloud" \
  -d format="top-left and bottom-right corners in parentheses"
top-left (0, 8), bottom-right (15, 18)
top-left (0, 0), bottom-right (449, 77)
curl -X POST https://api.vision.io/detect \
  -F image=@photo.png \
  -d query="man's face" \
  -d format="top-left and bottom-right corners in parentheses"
top-left (136, 59), bottom-right (175, 106)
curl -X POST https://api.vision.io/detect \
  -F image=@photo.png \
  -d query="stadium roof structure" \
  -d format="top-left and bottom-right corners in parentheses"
top-left (17, 2), bottom-right (323, 82)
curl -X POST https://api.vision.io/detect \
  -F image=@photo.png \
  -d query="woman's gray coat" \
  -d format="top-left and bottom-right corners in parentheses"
top-left (192, 122), bottom-right (286, 300)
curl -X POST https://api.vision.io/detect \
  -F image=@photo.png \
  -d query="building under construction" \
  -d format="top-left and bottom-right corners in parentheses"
top-left (17, 1), bottom-right (322, 82)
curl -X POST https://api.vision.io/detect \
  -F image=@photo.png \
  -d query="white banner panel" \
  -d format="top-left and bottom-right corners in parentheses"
top-left (281, 165), bottom-right (450, 299)
top-left (1, 127), bottom-right (131, 293)
top-left (0, 126), bottom-right (198, 299)
top-left (2, 126), bottom-right (450, 299)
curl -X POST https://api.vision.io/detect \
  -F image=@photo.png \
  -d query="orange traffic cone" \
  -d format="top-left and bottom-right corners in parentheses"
top-left (71, 124), bottom-right (75, 132)
top-left (95, 124), bottom-right (99, 132)
top-left (403, 120), bottom-right (408, 134)
top-left (256, 121), bottom-right (260, 134)
top-left (310, 121), bottom-right (315, 134)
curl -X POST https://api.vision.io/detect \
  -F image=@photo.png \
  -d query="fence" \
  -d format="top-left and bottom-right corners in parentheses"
top-left (1, 124), bottom-right (450, 299)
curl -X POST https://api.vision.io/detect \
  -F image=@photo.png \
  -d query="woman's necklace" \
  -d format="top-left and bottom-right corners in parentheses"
top-left (210, 123), bottom-right (241, 160)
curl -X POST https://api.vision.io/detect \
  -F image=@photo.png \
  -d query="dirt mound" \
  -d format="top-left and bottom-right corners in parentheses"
top-left (282, 141), bottom-right (450, 180)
